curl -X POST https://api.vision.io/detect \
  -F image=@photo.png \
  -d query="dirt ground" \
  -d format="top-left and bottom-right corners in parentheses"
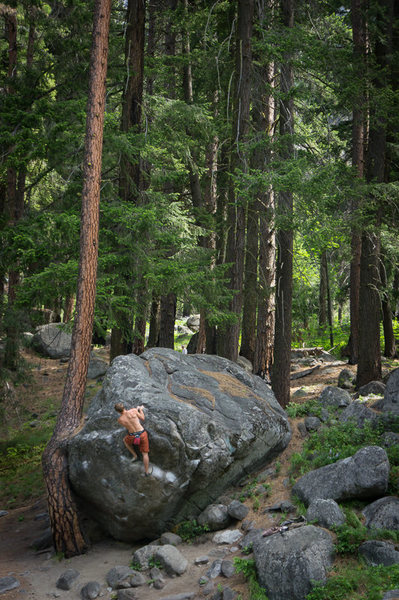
top-left (0, 349), bottom-right (357, 600)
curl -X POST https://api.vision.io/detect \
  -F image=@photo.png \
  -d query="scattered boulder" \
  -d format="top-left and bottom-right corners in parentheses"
top-left (359, 540), bottom-right (399, 566)
top-left (338, 402), bottom-right (379, 428)
top-left (212, 530), bottom-right (243, 545)
top-left (304, 416), bottom-right (322, 432)
top-left (306, 498), bottom-right (345, 529)
top-left (32, 323), bottom-right (72, 359)
top-left (81, 581), bottom-right (101, 599)
top-left (207, 559), bottom-right (222, 579)
top-left (131, 545), bottom-right (159, 570)
top-left (160, 531), bottom-right (182, 546)
top-left (87, 357), bottom-right (108, 379)
top-left (56, 568), bottom-right (80, 590)
top-left (363, 497), bottom-right (399, 531)
top-left (319, 386), bottom-right (352, 409)
top-left (237, 355), bottom-right (253, 373)
top-left (338, 368), bottom-right (355, 389)
top-left (292, 446), bottom-right (389, 506)
top-left (186, 315), bottom-right (200, 331)
top-left (154, 544), bottom-right (188, 576)
top-left (106, 566), bottom-right (135, 589)
top-left (221, 560), bottom-right (235, 578)
top-left (198, 504), bottom-right (231, 531)
top-left (382, 591), bottom-right (399, 600)
top-left (382, 369), bottom-right (399, 414)
top-left (116, 590), bottom-right (137, 600)
top-left (356, 381), bottom-right (386, 398)
top-left (130, 572), bottom-right (146, 587)
top-left (68, 349), bottom-right (291, 542)
top-left (253, 525), bottom-right (334, 600)
top-left (227, 500), bottom-right (249, 521)
top-left (380, 432), bottom-right (399, 448)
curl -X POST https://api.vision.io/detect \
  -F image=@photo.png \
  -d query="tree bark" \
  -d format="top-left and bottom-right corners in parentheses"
top-left (347, 0), bottom-right (366, 364)
top-left (318, 250), bottom-right (328, 331)
top-left (42, 0), bottom-right (111, 557)
top-left (147, 294), bottom-right (160, 347)
top-left (158, 292), bottom-right (176, 348)
top-left (380, 254), bottom-right (396, 358)
top-left (271, 0), bottom-right (294, 408)
top-left (218, 0), bottom-right (254, 361)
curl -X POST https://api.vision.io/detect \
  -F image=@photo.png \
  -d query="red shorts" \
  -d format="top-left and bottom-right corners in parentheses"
top-left (124, 430), bottom-right (149, 453)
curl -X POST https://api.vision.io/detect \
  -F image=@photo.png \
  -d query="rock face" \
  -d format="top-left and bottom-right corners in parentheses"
top-left (292, 446), bottom-right (389, 506)
top-left (68, 348), bottom-right (291, 542)
top-left (383, 369), bottom-right (399, 413)
top-left (32, 323), bottom-right (72, 358)
top-left (253, 525), bottom-right (334, 600)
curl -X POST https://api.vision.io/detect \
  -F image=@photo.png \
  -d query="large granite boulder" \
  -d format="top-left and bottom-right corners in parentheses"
top-left (292, 446), bottom-right (389, 506)
top-left (253, 525), bottom-right (334, 600)
top-left (363, 497), bottom-right (399, 531)
top-left (68, 348), bottom-right (291, 542)
top-left (382, 369), bottom-right (399, 414)
top-left (32, 323), bottom-right (72, 358)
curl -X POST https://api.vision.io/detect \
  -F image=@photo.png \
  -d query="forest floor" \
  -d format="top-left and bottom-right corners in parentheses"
top-left (0, 346), bottom-right (385, 600)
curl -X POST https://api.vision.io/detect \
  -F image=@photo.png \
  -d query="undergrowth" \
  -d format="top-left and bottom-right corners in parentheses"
top-left (174, 519), bottom-right (210, 541)
top-left (234, 558), bottom-right (269, 600)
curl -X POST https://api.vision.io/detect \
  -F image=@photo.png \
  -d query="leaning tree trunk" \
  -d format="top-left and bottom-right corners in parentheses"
top-left (271, 0), bottom-right (295, 408)
top-left (380, 255), bottom-right (396, 358)
top-left (42, 0), bottom-right (111, 557)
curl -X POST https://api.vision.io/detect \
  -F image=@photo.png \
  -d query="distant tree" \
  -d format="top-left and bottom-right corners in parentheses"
top-left (42, 0), bottom-right (111, 556)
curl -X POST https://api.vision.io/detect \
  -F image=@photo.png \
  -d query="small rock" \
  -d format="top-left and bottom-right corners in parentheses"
top-left (207, 559), bottom-right (222, 579)
top-left (227, 500), bottom-right (249, 521)
top-left (31, 528), bottom-right (53, 551)
top-left (154, 544), bottom-right (188, 575)
top-left (382, 590), bottom-right (399, 600)
top-left (304, 416), bottom-right (321, 432)
top-left (154, 593), bottom-right (195, 600)
top-left (117, 590), bottom-right (137, 600)
top-left (195, 556), bottom-right (209, 565)
top-left (80, 581), bottom-right (101, 599)
top-left (241, 519), bottom-right (254, 531)
top-left (0, 576), bottom-right (20, 594)
top-left (212, 530), bottom-right (243, 545)
top-left (160, 531), bottom-right (182, 546)
top-left (297, 421), bottom-right (308, 438)
top-left (202, 581), bottom-right (215, 596)
top-left (0, 511), bottom-right (8, 517)
top-left (106, 566), bottom-right (134, 589)
top-left (221, 560), bottom-right (235, 578)
top-left (199, 576), bottom-right (209, 585)
top-left (56, 568), bottom-right (80, 590)
top-left (130, 572), bottom-right (146, 587)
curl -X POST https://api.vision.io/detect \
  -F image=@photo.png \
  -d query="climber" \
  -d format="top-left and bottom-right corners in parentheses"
top-left (114, 403), bottom-right (152, 476)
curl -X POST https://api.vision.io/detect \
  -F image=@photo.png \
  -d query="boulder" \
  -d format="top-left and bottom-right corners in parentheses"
top-left (68, 349), bottom-right (291, 542)
top-left (338, 402), bottom-right (379, 428)
top-left (186, 315), bottom-right (200, 331)
top-left (198, 504), bottom-right (231, 531)
top-left (81, 581), bottom-right (101, 599)
top-left (363, 497), bottom-right (399, 531)
top-left (0, 576), bottom-right (20, 595)
top-left (154, 544), bottom-right (188, 576)
top-left (227, 500), bottom-right (249, 521)
top-left (319, 386), bottom-right (352, 409)
top-left (338, 368), bottom-right (355, 389)
top-left (56, 568), bottom-right (80, 590)
top-left (32, 323), bottom-right (72, 358)
top-left (382, 591), bottom-right (399, 600)
top-left (87, 357), bottom-right (108, 379)
top-left (356, 381), bottom-right (386, 398)
top-left (359, 540), bottom-right (399, 566)
top-left (253, 525), bottom-right (334, 600)
top-left (292, 446), bottom-right (389, 506)
top-left (382, 369), bottom-right (399, 414)
top-left (306, 498), bottom-right (345, 529)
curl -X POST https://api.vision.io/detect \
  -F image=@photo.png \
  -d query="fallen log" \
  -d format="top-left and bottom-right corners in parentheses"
top-left (290, 364), bottom-right (320, 380)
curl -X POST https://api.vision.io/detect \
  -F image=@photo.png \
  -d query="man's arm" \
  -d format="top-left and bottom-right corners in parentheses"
top-left (136, 406), bottom-right (145, 421)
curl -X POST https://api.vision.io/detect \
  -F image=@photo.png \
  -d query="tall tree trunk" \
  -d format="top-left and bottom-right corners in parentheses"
top-left (347, 0), bottom-right (366, 364)
top-left (218, 0), bottom-right (254, 361)
top-left (158, 292), bottom-right (176, 348)
top-left (271, 0), bottom-right (295, 408)
top-left (42, 0), bottom-right (111, 557)
top-left (380, 254), bottom-right (396, 358)
top-left (147, 294), bottom-right (160, 347)
top-left (318, 250), bottom-right (328, 331)
top-left (240, 200), bottom-right (258, 364)
top-left (112, 0), bottom-right (146, 358)
top-left (357, 0), bottom-right (393, 387)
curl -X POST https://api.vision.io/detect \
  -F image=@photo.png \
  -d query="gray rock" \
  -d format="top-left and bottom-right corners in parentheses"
top-left (56, 568), bottom-right (80, 590)
top-left (253, 525), bottom-right (334, 600)
top-left (382, 591), bottom-right (399, 600)
top-left (237, 355), bottom-right (253, 373)
top-left (150, 566), bottom-right (165, 589)
top-left (31, 527), bottom-right (53, 550)
top-left (158, 594), bottom-right (195, 600)
top-left (202, 581), bottom-right (215, 596)
top-left (117, 591), bottom-right (137, 600)
top-left (87, 357), bottom-right (108, 379)
top-left (363, 497), bottom-right (399, 531)
top-left (304, 416), bottom-right (321, 432)
top-left (68, 349), bottom-right (291, 542)
top-left (239, 528), bottom-right (263, 552)
top-left (338, 368), bottom-right (355, 389)
top-left (213, 529), bottom-right (243, 545)
top-left (319, 386), bottom-right (351, 409)
top-left (154, 544), bottom-right (188, 575)
top-left (292, 446), bottom-right (389, 506)
top-left (0, 510), bottom-right (8, 517)
top-left (198, 504), bottom-right (231, 531)
top-left (106, 566), bottom-right (134, 589)
top-left (381, 432), bottom-right (399, 447)
top-left (131, 544), bottom-right (158, 569)
top-left (160, 531), bottom-right (182, 546)
top-left (207, 559), bottom-right (222, 578)
top-left (297, 421), bottom-right (308, 438)
top-left (32, 323), bottom-right (72, 358)
top-left (359, 540), bottom-right (399, 566)
top-left (186, 315), bottom-right (200, 331)
top-left (81, 581), bottom-right (101, 599)
top-left (338, 402), bottom-right (379, 427)
top-left (0, 576), bottom-right (19, 594)
top-left (221, 560), bottom-right (235, 578)
top-left (221, 587), bottom-right (238, 600)
top-left (227, 500), bottom-right (249, 521)
top-left (382, 369), bottom-right (399, 413)
top-left (357, 380), bottom-right (386, 397)
top-left (130, 572), bottom-right (146, 587)
top-left (195, 556), bottom-right (209, 565)
top-left (306, 498), bottom-right (346, 529)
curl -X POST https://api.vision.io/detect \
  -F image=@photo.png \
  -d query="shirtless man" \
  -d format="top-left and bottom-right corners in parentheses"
top-left (114, 403), bottom-right (151, 476)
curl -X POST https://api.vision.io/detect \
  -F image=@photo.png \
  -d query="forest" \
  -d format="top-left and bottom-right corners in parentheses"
top-left (1, 0), bottom-right (399, 406)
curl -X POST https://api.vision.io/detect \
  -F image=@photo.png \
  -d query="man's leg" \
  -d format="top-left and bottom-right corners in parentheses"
top-left (142, 452), bottom-right (151, 475)
top-left (123, 439), bottom-right (138, 460)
